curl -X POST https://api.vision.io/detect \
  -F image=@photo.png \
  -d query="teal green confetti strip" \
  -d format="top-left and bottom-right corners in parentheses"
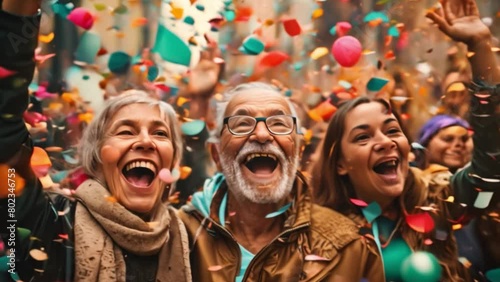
top-left (147, 65), bottom-right (159, 82)
top-left (265, 202), bottom-right (292, 218)
top-left (329, 25), bottom-right (337, 36)
top-left (74, 32), bottom-right (101, 64)
top-left (17, 227), bottom-right (31, 240)
top-left (388, 26), bottom-right (400, 37)
top-left (181, 120), bottom-right (206, 136)
top-left (361, 201), bottom-right (381, 223)
top-left (473, 191), bottom-right (493, 209)
top-left (195, 4), bottom-right (205, 11)
top-left (108, 51), bottom-right (131, 74)
top-left (486, 268), bottom-right (500, 282)
top-left (363, 11), bottom-right (389, 23)
top-left (153, 24), bottom-right (191, 67)
top-left (367, 77), bottom-right (390, 92)
top-left (242, 36), bottom-right (265, 55)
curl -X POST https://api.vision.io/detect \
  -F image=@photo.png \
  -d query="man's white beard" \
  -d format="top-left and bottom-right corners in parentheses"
top-left (219, 143), bottom-right (299, 204)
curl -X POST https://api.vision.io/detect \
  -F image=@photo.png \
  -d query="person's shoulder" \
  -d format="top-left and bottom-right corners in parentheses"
top-left (308, 204), bottom-right (360, 249)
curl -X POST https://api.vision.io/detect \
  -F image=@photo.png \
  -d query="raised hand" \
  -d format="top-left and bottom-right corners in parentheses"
top-left (426, 0), bottom-right (491, 47)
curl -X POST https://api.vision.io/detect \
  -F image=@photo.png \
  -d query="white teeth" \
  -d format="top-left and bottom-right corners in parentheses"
top-left (245, 153), bottom-right (278, 162)
top-left (125, 161), bottom-right (157, 174)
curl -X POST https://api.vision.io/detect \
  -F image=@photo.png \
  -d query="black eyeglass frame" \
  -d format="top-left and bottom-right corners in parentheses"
top-left (222, 115), bottom-right (300, 136)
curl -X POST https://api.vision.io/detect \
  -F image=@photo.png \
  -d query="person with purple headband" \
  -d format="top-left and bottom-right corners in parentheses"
top-left (416, 114), bottom-right (472, 173)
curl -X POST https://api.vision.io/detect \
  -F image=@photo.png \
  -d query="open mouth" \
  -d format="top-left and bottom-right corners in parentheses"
top-left (373, 159), bottom-right (399, 176)
top-left (243, 153), bottom-right (279, 176)
top-left (122, 160), bottom-right (157, 188)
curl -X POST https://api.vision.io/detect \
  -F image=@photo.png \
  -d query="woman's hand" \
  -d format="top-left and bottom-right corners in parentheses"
top-left (426, 0), bottom-right (491, 47)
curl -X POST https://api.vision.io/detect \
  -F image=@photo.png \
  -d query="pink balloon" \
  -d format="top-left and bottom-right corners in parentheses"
top-left (67, 7), bottom-right (94, 30)
top-left (331, 36), bottom-right (362, 67)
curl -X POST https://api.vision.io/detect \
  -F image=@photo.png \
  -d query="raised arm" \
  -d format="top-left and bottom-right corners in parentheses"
top-left (0, 0), bottom-right (41, 169)
top-left (426, 0), bottom-right (499, 207)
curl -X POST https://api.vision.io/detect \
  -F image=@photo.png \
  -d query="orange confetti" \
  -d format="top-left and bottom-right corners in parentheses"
top-left (31, 147), bottom-right (52, 167)
top-left (384, 35), bottom-right (392, 47)
top-left (179, 166), bottom-right (192, 180)
top-left (58, 234), bottom-right (69, 240)
top-left (131, 17), bottom-right (148, 27)
top-left (78, 112), bottom-right (94, 124)
top-left (39, 32), bottom-right (55, 43)
top-left (106, 196), bottom-right (118, 203)
top-left (368, 18), bottom-right (383, 27)
top-left (0, 164), bottom-right (26, 198)
top-left (235, 6), bottom-right (253, 22)
top-left (384, 50), bottom-right (395, 60)
top-left (311, 8), bottom-right (323, 19)
top-left (466, 52), bottom-right (475, 58)
top-left (452, 224), bottom-right (462, 230)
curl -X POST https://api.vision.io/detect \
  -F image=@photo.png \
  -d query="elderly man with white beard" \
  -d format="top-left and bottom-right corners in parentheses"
top-left (178, 82), bottom-right (383, 282)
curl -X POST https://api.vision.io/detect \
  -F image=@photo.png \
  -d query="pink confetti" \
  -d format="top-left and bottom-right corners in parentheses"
top-left (305, 254), bottom-right (330, 261)
top-left (67, 7), bottom-right (94, 30)
top-left (159, 168), bottom-right (176, 183)
top-left (0, 66), bottom-right (16, 79)
top-left (350, 198), bottom-right (368, 207)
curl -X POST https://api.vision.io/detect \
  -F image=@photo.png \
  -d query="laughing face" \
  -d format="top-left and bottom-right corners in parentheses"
top-left (218, 90), bottom-right (300, 204)
top-left (99, 103), bottom-right (174, 216)
top-left (337, 102), bottom-right (410, 207)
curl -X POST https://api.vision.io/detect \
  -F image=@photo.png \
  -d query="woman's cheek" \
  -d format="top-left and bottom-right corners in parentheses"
top-left (101, 144), bottom-right (121, 164)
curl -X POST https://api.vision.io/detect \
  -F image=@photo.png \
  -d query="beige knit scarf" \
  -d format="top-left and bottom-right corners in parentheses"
top-left (73, 179), bottom-right (191, 281)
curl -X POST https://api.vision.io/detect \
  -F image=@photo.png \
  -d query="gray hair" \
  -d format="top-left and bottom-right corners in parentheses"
top-left (208, 82), bottom-right (301, 143)
top-left (79, 90), bottom-right (183, 180)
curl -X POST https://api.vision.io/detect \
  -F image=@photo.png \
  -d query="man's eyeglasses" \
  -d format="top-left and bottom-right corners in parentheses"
top-left (222, 115), bottom-right (298, 136)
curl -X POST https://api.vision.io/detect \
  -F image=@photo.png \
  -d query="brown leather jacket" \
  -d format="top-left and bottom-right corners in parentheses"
top-left (178, 172), bottom-right (384, 281)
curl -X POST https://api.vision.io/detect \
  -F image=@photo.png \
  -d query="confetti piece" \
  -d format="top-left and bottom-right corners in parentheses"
top-left (224, 10), bottom-right (235, 22)
top-left (388, 25), bottom-right (400, 37)
top-left (131, 17), bottom-right (148, 27)
top-left (108, 51), bottom-right (131, 74)
top-left (401, 252), bottom-right (442, 282)
top-left (67, 7), bottom-right (94, 30)
top-left (283, 19), bottom-right (301, 36)
top-left (39, 32), bottom-right (55, 43)
top-left (241, 35), bottom-right (265, 55)
top-left (153, 24), bottom-right (191, 67)
top-left (384, 50), bottom-right (395, 60)
top-left (350, 198), bottom-right (368, 207)
top-left (159, 168), bottom-right (177, 183)
top-left (93, 3), bottom-right (107, 11)
top-left (310, 47), bottom-right (329, 60)
top-left (362, 202), bottom-right (381, 223)
top-left (181, 120), bottom-right (206, 136)
top-left (331, 36), bottom-right (362, 67)
top-left (474, 191), bottom-right (493, 209)
top-left (184, 16), bottom-right (195, 25)
top-left (0, 164), bottom-right (25, 197)
top-left (363, 11), bottom-right (389, 23)
top-left (106, 196), bottom-right (118, 203)
top-left (335, 21), bottom-right (352, 37)
top-left (311, 8), bottom-right (323, 19)
top-left (29, 249), bottom-right (48, 261)
top-left (485, 268), bottom-right (500, 282)
top-left (234, 6), bottom-right (253, 22)
top-left (39, 174), bottom-right (54, 189)
top-left (208, 265), bottom-right (224, 271)
top-left (260, 51), bottom-right (289, 67)
top-left (311, 100), bottom-right (337, 121)
top-left (58, 234), bottom-right (69, 240)
top-left (405, 213), bottom-right (434, 233)
top-left (305, 254), bottom-right (330, 261)
top-left (35, 53), bottom-right (56, 65)
top-left (265, 202), bottom-right (292, 218)
top-left (113, 4), bottom-right (128, 15)
top-left (0, 66), bottom-right (16, 78)
top-left (179, 166), bottom-right (192, 180)
top-left (366, 77), bottom-right (389, 92)
top-left (74, 32), bottom-right (101, 64)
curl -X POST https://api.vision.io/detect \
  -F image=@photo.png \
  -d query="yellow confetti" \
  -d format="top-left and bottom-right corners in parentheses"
top-left (310, 47), bottom-right (328, 60)
top-left (177, 97), bottom-right (190, 107)
top-left (303, 129), bottom-right (313, 144)
top-left (39, 33), bottom-right (54, 43)
top-left (452, 224), bottom-right (462, 230)
top-left (466, 52), bottom-right (475, 58)
top-left (171, 7), bottom-right (184, 19)
top-left (311, 8), bottom-right (323, 19)
top-left (263, 19), bottom-right (274, 26)
top-left (445, 196), bottom-right (455, 202)
top-left (78, 112), bottom-right (94, 124)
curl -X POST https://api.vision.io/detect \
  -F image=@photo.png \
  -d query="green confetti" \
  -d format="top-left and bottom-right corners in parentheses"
top-left (153, 24), bottom-right (191, 67)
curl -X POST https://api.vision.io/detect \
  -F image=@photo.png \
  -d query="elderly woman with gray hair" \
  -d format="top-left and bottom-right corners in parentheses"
top-left (0, 1), bottom-right (191, 281)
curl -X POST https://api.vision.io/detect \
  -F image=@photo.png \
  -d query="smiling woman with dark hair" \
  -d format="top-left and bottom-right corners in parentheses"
top-left (312, 0), bottom-right (500, 280)
top-left (0, 2), bottom-right (191, 281)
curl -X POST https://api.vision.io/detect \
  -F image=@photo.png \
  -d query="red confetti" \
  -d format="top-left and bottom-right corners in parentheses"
top-left (58, 234), bottom-right (69, 240)
top-left (259, 51), bottom-right (289, 67)
top-left (282, 19), bottom-right (301, 36)
top-left (406, 213), bottom-right (435, 233)
top-left (67, 7), bottom-right (94, 30)
top-left (0, 66), bottom-right (17, 78)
